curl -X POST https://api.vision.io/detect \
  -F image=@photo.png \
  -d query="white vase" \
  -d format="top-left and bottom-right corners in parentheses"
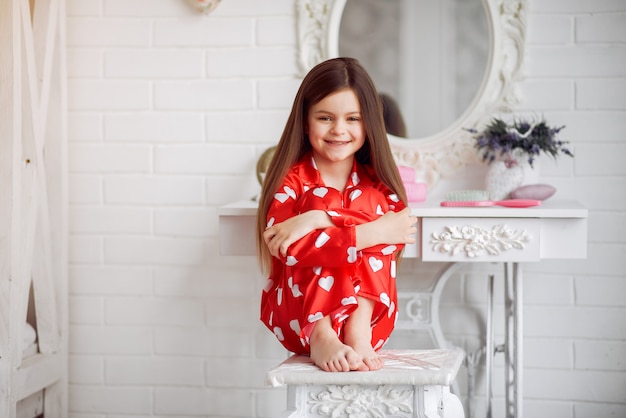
top-left (485, 151), bottom-right (528, 201)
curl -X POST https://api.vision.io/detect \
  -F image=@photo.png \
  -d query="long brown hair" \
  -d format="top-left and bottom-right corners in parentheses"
top-left (256, 57), bottom-right (407, 273)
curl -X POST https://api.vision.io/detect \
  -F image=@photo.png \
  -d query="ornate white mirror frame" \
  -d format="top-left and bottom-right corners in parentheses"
top-left (296, 0), bottom-right (528, 188)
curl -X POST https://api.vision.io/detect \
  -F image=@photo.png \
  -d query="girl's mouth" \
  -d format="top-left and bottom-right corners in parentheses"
top-left (325, 139), bottom-right (350, 145)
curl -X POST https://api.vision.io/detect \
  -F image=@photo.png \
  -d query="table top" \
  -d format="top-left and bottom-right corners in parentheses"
top-left (219, 199), bottom-right (588, 219)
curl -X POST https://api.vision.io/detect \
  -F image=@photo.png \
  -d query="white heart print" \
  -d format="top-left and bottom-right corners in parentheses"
top-left (389, 193), bottom-right (399, 203)
top-left (308, 312), bottom-right (323, 323)
top-left (273, 327), bottom-right (285, 341)
top-left (376, 205), bottom-right (384, 215)
top-left (318, 276), bottom-right (334, 291)
top-left (266, 217), bottom-right (275, 228)
top-left (351, 172), bottom-right (360, 185)
top-left (291, 284), bottom-right (302, 297)
top-left (313, 266), bottom-right (322, 275)
top-left (341, 296), bottom-right (357, 305)
top-left (369, 256), bottom-right (383, 272)
top-left (391, 260), bottom-right (396, 279)
top-left (349, 189), bottom-right (362, 201)
top-left (347, 247), bottom-right (357, 263)
top-left (286, 256), bottom-right (298, 266)
top-left (274, 193), bottom-right (288, 203)
top-left (289, 319), bottom-right (301, 335)
top-left (379, 292), bottom-right (391, 307)
top-left (388, 301), bottom-right (395, 318)
top-left (327, 210), bottom-right (340, 217)
top-left (284, 186), bottom-right (296, 200)
top-left (313, 187), bottom-right (328, 198)
top-left (289, 277), bottom-right (302, 296)
top-left (315, 232), bottom-right (330, 248)
top-left (276, 288), bottom-right (283, 306)
top-left (263, 279), bottom-right (274, 293)
top-left (381, 245), bottom-right (397, 255)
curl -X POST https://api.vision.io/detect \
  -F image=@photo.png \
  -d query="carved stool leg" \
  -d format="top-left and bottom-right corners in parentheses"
top-left (286, 383), bottom-right (462, 418)
top-left (267, 350), bottom-right (465, 418)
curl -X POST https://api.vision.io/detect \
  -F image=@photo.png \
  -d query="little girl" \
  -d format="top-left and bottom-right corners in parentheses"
top-left (257, 57), bottom-right (417, 372)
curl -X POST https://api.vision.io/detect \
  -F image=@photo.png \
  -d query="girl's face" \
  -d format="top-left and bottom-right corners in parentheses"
top-left (306, 88), bottom-right (365, 169)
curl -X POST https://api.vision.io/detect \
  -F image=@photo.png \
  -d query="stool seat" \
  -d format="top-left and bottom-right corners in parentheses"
top-left (266, 349), bottom-right (465, 418)
top-left (267, 349), bottom-right (464, 387)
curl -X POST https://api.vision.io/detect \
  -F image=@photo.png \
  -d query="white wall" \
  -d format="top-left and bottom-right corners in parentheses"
top-left (65, 1), bottom-right (626, 417)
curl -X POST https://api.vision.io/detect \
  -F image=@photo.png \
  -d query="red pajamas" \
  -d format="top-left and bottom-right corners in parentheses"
top-left (260, 154), bottom-right (405, 355)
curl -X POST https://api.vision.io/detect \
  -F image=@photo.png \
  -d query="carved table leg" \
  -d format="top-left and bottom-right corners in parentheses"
top-left (486, 274), bottom-right (495, 418)
top-left (504, 262), bottom-right (523, 418)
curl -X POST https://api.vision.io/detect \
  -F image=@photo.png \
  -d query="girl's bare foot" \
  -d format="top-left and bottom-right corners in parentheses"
top-left (346, 338), bottom-right (384, 371)
top-left (310, 318), bottom-right (365, 372)
top-left (343, 296), bottom-right (385, 371)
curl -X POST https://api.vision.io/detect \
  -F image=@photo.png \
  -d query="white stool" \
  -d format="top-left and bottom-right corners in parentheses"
top-left (266, 349), bottom-right (465, 418)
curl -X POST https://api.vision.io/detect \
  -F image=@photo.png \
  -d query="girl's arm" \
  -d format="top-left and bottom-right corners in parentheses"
top-left (263, 209), bottom-right (333, 258)
top-left (265, 206), bottom-right (416, 262)
top-left (355, 207), bottom-right (416, 250)
top-left (264, 172), bottom-right (416, 266)
top-left (264, 173), bottom-right (355, 267)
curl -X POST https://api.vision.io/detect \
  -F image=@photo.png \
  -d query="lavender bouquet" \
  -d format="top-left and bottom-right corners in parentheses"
top-left (468, 118), bottom-right (573, 168)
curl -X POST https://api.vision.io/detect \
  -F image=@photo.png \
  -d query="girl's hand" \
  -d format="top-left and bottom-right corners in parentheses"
top-left (356, 207), bottom-right (417, 249)
top-left (378, 207), bottom-right (418, 244)
top-left (263, 210), bottom-right (332, 258)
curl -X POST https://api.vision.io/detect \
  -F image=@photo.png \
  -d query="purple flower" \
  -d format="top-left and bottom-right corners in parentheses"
top-left (467, 117), bottom-right (573, 168)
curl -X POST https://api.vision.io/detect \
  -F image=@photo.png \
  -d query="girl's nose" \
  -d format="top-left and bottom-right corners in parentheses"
top-left (330, 120), bottom-right (346, 135)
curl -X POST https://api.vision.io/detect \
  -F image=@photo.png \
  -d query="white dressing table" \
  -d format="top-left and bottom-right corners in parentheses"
top-left (218, 199), bottom-right (588, 418)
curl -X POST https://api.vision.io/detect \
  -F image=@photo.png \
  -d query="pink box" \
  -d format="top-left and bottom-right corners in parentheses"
top-left (404, 181), bottom-right (427, 202)
top-left (397, 165), bottom-right (416, 183)
top-left (398, 166), bottom-right (427, 202)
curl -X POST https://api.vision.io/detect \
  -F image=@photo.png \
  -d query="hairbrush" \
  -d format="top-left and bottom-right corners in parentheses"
top-left (441, 190), bottom-right (541, 208)
top-left (445, 190), bottom-right (490, 201)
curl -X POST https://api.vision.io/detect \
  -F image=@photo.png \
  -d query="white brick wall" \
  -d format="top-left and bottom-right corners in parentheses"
top-left (65, 1), bottom-right (626, 417)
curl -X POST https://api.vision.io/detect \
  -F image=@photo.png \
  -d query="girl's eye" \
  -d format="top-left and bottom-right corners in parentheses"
top-left (318, 116), bottom-right (332, 121)
top-left (348, 116), bottom-right (360, 122)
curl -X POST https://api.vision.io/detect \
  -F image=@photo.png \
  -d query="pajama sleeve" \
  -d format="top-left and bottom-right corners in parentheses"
top-left (323, 185), bottom-right (408, 255)
top-left (266, 173), bottom-right (359, 268)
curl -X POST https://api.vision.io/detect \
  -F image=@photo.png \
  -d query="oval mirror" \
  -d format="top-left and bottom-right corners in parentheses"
top-left (339, 0), bottom-right (489, 139)
top-left (295, 0), bottom-right (528, 188)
